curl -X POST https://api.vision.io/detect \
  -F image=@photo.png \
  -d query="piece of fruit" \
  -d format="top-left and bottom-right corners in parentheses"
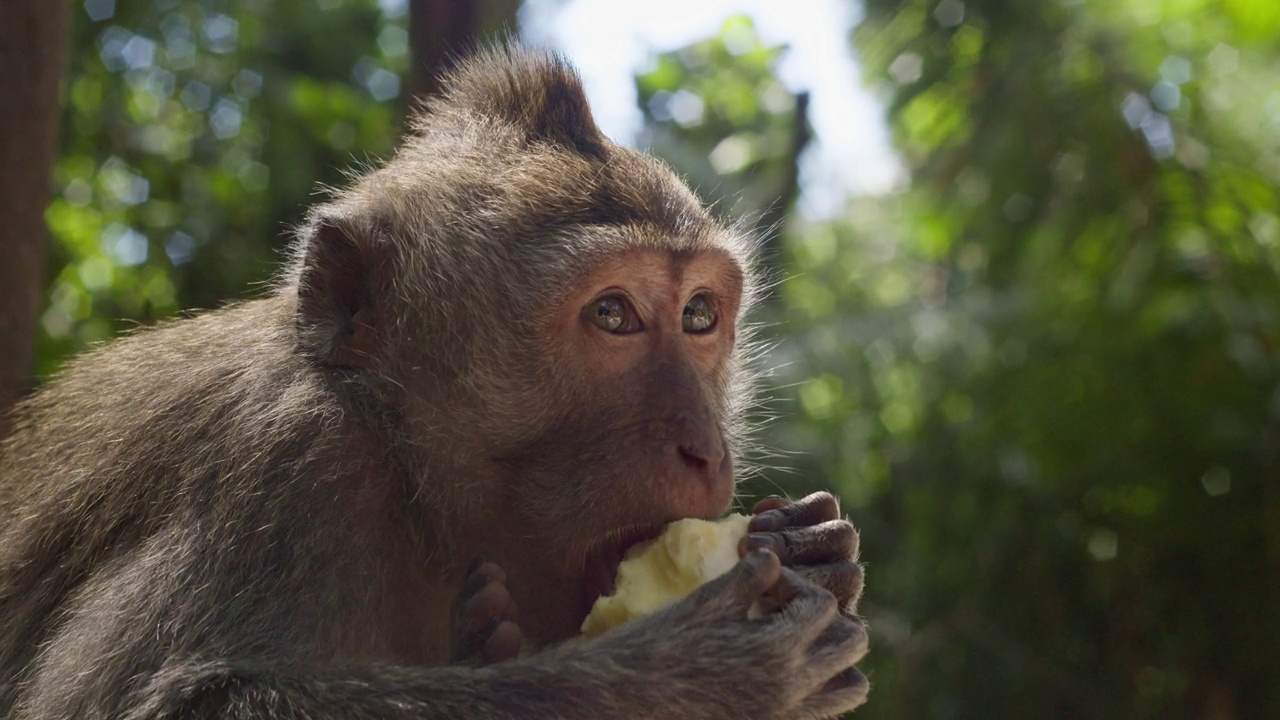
top-left (581, 513), bottom-right (751, 636)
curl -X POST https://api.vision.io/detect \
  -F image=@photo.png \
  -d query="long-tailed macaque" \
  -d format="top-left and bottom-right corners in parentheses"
top-left (0, 47), bottom-right (868, 719)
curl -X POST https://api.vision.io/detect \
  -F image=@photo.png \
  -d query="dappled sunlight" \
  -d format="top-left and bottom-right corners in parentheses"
top-left (32, 0), bottom-right (1280, 716)
top-left (41, 0), bottom-right (404, 365)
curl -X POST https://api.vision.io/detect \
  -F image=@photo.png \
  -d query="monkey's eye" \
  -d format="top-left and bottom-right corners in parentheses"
top-left (682, 294), bottom-right (717, 334)
top-left (584, 295), bottom-right (642, 334)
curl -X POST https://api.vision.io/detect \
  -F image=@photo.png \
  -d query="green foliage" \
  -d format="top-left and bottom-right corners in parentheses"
top-left (41, 0), bottom-right (403, 374)
top-left (634, 16), bottom-right (806, 229)
top-left (754, 0), bottom-right (1280, 716)
top-left (40, 0), bottom-right (1280, 716)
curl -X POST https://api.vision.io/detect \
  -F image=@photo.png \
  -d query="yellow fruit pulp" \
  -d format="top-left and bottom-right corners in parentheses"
top-left (580, 513), bottom-right (751, 636)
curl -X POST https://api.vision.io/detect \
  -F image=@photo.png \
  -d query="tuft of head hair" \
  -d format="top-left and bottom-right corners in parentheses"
top-left (412, 45), bottom-right (607, 160)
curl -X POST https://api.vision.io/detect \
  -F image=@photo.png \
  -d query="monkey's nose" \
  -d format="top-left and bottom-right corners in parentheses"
top-left (677, 436), bottom-right (726, 475)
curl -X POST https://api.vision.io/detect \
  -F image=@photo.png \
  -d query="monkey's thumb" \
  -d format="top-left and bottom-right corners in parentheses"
top-left (686, 548), bottom-right (781, 618)
top-left (725, 548), bottom-right (782, 602)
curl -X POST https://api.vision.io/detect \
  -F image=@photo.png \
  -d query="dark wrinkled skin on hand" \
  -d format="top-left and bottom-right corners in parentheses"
top-left (450, 494), bottom-right (870, 717)
top-left (740, 492), bottom-right (865, 616)
top-left (550, 549), bottom-right (870, 719)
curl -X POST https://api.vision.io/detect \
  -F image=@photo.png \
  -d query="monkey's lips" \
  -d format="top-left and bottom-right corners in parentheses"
top-left (581, 524), bottom-right (666, 616)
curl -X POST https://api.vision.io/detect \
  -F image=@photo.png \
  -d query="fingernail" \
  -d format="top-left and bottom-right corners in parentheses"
top-left (749, 546), bottom-right (775, 561)
top-left (746, 533), bottom-right (774, 552)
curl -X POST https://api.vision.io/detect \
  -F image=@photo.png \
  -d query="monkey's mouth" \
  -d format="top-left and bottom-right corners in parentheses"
top-left (580, 524), bottom-right (665, 616)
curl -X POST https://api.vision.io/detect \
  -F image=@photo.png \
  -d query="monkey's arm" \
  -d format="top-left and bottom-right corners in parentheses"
top-left (86, 552), bottom-right (865, 720)
top-left (124, 657), bottom-right (627, 720)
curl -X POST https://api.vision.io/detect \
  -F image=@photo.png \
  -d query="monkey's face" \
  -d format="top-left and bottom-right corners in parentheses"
top-left (290, 52), bottom-right (759, 649)
top-left (484, 236), bottom-right (748, 642)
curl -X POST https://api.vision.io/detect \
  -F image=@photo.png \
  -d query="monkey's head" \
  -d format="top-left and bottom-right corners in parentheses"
top-left (288, 48), bottom-right (761, 643)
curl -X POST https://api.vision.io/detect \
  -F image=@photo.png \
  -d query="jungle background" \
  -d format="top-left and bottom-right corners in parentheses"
top-left (2, 0), bottom-right (1278, 717)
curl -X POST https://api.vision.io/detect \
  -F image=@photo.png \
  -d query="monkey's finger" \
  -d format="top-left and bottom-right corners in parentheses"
top-left (806, 615), bottom-right (869, 672)
top-left (760, 564), bottom-right (806, 608)
top-left (458, 561), bottom-right (507, 602)
top-left (750, 495), bottom-right (790, 515)
top-left (481, 620), bottom-right (524, 665)
top-left (463, 580), bottom-right (518, 635)
top-left (769, 568), bottom-right (838, 645)
top-left (472, 561), bottom-right (507, 586)
top-left (799, 666), bottom-right (870, 719)
top-left (454, 576), bottom-right (517, 660)
top-left (696, 548), bottom-right (781, 613)
top-left (792, 561), bottom-right (864, 612)
top-left (739, 519), bottom-right (859, 566)
top-left (748, 491), bottom-right (841, 533)
top-left (453, 561), bottom-right (517, 661)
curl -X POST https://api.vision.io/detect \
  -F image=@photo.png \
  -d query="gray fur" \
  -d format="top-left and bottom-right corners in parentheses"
top-left (0, 47), bottom-right (866, 719)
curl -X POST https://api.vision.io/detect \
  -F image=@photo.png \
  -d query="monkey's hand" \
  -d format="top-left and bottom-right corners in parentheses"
top-left (451, 560), bottom-right (524, 665)
top-left (584, 549), bottom-right (868, 719)
top-left (739, 492), bottom-right (864, 616)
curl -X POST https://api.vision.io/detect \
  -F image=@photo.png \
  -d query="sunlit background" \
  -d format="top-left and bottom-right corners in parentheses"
top-left (520, 0), bottom-right (904, 212)
top-left (36, 0), bottom-right (1280, 716)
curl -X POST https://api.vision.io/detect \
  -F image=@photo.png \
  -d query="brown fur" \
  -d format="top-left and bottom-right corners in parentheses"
top-left (0, 47), bottom-right (866, 719)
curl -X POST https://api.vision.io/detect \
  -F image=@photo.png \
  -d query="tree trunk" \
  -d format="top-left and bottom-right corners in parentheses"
top-left (407, 0), bottom-right (520, 102)
top-left (0, 0), bottom-right (71, 436)
top-left (758, 91), bottom-right (812, 262)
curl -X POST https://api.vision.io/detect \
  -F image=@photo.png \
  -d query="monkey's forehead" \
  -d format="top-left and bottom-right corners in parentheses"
top-left (352, 129), bottom-right (748, 253)
top-left (548, 222), bottom-right (750, 270)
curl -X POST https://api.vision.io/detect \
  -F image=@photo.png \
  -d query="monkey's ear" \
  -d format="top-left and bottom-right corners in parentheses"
top-left (294, 219), bottom-right (380, 369)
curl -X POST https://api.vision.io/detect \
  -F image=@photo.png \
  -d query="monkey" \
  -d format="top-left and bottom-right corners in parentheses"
top-left (0, 47), bottom-right (868, 719)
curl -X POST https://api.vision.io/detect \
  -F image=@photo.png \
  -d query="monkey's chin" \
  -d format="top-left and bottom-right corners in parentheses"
top-left (580, 524), bottom-right (666, 619)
